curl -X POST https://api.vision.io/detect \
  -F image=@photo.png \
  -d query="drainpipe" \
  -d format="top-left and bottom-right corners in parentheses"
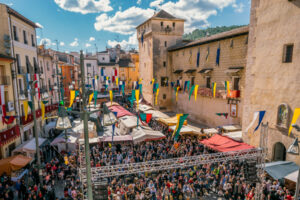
top-left (8, 12), bottom-right (22, 142)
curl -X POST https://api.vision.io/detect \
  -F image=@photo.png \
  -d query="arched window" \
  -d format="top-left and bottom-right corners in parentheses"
top-left (273, 142), bottom-right (286, 161)
top-left (276, 103), bottom-right (290, 128)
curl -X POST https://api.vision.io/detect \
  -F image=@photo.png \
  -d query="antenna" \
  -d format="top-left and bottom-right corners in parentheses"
top-left (54, 39), bottom-right (59, 51)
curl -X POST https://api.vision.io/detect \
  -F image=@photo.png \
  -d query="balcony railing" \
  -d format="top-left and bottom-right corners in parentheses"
top-left (180, 86), bottom-right (240, 99)
top-left (0, 76), bottom-right (11, 85)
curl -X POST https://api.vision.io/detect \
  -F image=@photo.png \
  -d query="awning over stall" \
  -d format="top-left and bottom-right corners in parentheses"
top-left (223, 131), bottom-right (242, 142)
top-left (264, 161), bottom-right (299, 180)
top-left (105, 102), bottom-right (120, 107)
top-left (12, 137), bottom-right (47, 157)
top-left (169, 125), bottom-right (201, 136)
top-left (101, 135), bottom-right (133, 142)
top-left (144, 110), bottom-right (169, 119)
top-left (200, 134), bottom-right (254, 152)
top-left (109, 105), bottom-right (133, 118)
top-left (0, 155), bottom-right (32, 176)
top-left (139, 104), bottom-right (153, 112)
top-left (132, 126), bottom-right (165, 144)
top-left (158, 116), bottom-right (188, 126)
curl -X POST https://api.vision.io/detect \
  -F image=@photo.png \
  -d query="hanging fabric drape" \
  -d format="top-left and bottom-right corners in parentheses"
top-left (69, 90), bottom-right (76, 108)
top-left (135, 89), bottom-right (140, 110)
top-left (186, 81), bottom-right (190, 93)
top-left (41, 101), bottom-right (45, 120)
top-left (24, 100), bottom-right (29, 121)
top-left (139, 84), bottom-right (142, 96)
top-left (184, 81), bottom-right (187, 92)
top-left (194, 85), bottom-right (199, 101)
top-left (216, 47), bottom-right (220, 66)
top-left (173, 114), bottom-right (189, 141)
top-left (155, 88), bottom-right (159, 105)
top-left (116, 77), bottom-right (119, 86)
top-left (175, 86), bottom-right (179, 102)
top-left (189, 85), bottom-right (195, 101)
top-left (196, 51), bottom-right (200, 67)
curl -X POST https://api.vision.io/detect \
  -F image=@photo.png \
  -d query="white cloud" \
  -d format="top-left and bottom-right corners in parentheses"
top-left (118, 6), bottom-right (122, 11)
top-left (94, 7), bottom-right (154, 35)
top-left (60, 42), bottom-right (65, 46)
top-left (36, 36), bottom-right (40, 39)
top-left (65, 51), bottom-right (70, 53)
top-left (150, 0), bottom-right (163, 7)
top-left (94, 0), bottom-right (236, 35)
top-left (52, 42), bottom-right (56, 46)
top-left (232, 2), bottom-right (244, 13)
top-left (39, 38), bottom-right (52, 46)
top-left (85, 43), bottom-right (91, 47)
top-left (89, 37), bottom-right (95, 41)
top-left (107, 33), bottom-right (138, 50)
top-left (54, 0), bottom-right (113, 14)
top-left (70, 38), bottom-right (79, 47)
top-left (137, 0), bottom-right (141, 5)
top-left (35, 22), bottom-right (44, 28)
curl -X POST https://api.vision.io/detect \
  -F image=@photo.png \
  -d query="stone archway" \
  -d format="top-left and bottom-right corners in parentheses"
top-left (273, 142), bottom-right (286, 161)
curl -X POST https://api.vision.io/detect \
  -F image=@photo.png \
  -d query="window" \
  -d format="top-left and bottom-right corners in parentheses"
top-left (46, 61), bottom-right (49, 71)
top-left (13, 26), bottom-right (18, 41)
top-left (25, 56), bottom-right (30, 72)
top-left (16, 54), bottom-right (20, 72)
top-left (230, 39), bottom-right (234, 48)
top-left (164, 41), bottom-right (167, 47)
top-left (276, 103), bottom-right (290, 128)
top-left (23, 30), bottom-right (27, 44)
top-left (163, 61), bottom-right (166, 67)
top-left (87, 63), bottom-right (91, 67)
top-left (161, 22), bottom-right (164, 27)
top-left (206, 77), bottom-right (211, 88)
top-left (163, 94), bottom-right (167, 99)
top-left (233, 77), bottom-right (240, 90)
top-left (191, 77), bottom-right (195, 86)
top-left (31, 34), bottom-right (35, 47)
top-left (161, 77), bottom-right (168, 87)
top-left (283, 44), bottom-right (293, 63)
top-left (102, 57), bottom-right (105, 61)
top-left (48, 79), bottom-right (51, 89)
top-left (172, 22), bottom-right (175, 28)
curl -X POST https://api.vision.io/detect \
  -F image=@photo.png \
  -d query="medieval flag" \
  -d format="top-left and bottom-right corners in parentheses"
top-left (194, 85), bottom-right (199, 101)
top-left (189, 85), bottom-right (195, 101)
top-left (245, 111), bottom-right (266, 133)
top-left (216, 47), bottom-right (220, 66)
top-left (289, 108), bottom-right (300, 136)
top-left (173, 114), bottom-right (189, 141)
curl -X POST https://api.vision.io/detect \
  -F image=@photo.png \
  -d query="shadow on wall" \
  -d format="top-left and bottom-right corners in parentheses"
top-left (290, 0), bottom-right (300, 8)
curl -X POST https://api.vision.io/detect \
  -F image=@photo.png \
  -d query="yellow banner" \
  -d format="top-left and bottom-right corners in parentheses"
top-left (289, 108), bottom-right (300, 136)
top-left (194, 85), bottom-right (199, 101)
top-left (116, 77), bottom-right (119, 86)
top-left (135, 89), bottom-right (140, 109)
top-left (109, 90), bottom-right (113, 104)
top-left (226, 81), bottom-right (231, 96)
top-left (41, 101), bottom-right (45, 120)
top-left (88, 93), bottom-right (93, 105)
top-left (155, 88), bottom-right (159, 105)
top-left (213, 82), bottom-right (217, 98)
top-left (176, 86), bottom-right (179, 101)
top-left (69, 90), bottom-right (75, 108)
top-left (139, 78), bottom-right (142, 85)
top-left (151, 78), bottom-right (155, 85)
top-left (24, 100), bottom-right (29, 121)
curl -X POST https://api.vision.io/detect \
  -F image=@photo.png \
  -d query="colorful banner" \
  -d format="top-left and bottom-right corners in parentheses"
top-left (24, 100), bottom-right (29, 121)
top-left (289, 108), bottom-right (300, 136)
top-left (171, 82), bottom-right (174, 88)
top-left (196, 51), bottom-right (200, 67)
top-left (135, 89), bottom-right (140, 109)
top-left (109, 90), bottom-right (113, 104)
top-left (184, 81), bottom-right (187, 92)
top-left (139, 84), bottom-right (142, 96)
top-left (216, 113), bottom-right (228, 119)
top-left (194, 85), bottom-right (199, 101)
top-left (245, 111), bottom-right (266, 133)
top-left (94, 91), bottom-right (98, 107)
top-left (216, 47), bottom-right (220, 66)
top-left (175, 86), bottom-right (179, 102)
top-left (212, 82), bottom-right (216, 98)
top-left (189, 85), bottom-right (195, 101)
top-left (69, 90), bottom-right (75, 108)
top-left (155, 88), bottom-right (159, 105)
top-left (88, 93), bottom-right (93, 105)
top-left (174, 114), bottom-right (189, 141)
top-left (186, 81), bottom-right (190, 93)
top-left (41, 101), bottom-right (45, 120)
top-left (150, 78), bottom-right (155, 85)
top-left (139, 113), bottom-right (152, 123)
top-left (122, 84), bottom-right (125, 95)
top-left (116, 77), bottom-right (119, 86)
top-left (225, 81), bottom-right (230, 96)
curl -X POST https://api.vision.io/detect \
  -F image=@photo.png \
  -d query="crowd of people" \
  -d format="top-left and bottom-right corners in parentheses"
top-left (0, 99), bottom-right (297, 200)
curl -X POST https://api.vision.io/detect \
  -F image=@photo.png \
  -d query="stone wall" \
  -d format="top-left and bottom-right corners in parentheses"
top-left (242, 0), bottom-right (300, 165)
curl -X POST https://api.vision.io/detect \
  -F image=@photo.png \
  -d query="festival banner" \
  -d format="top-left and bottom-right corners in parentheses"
top-left (109, 90), bottom-right (113, 104)
top-left (94, 91), bottom-right (98, 107)
top-left (88, 93), bottom-right (93, 105)
top-left (289, 108), bottom-right (300, 136)
top-left (24, 100), bottom-right (29, 121)
top-left (175, 86), bottom-right (179, 102)
top-left (174, 114), bottom-right (189, 141)
top-left (194, 85), bottom-right (199, 101)
top-left (116, 77), bottom-right (119, 86)
top-left (212, 82), bottom-right (216, 98)
top-left (69, 90), bottom-right (75, 108)
top-left (189, 85), bottom-right (195, 101)
top-left (216, 113), bottom-right (228, 119)
top-left (41, 101), bottom-right (45, 120)
top-left (155, 88), bottom-right (159, 105)
top-left (135, 89), bottom-right (140, 109)
top-left (186, 81), bottom-right (190, 93)
top-left (225, 81), bottom-right (230, 96)
top-left (196, 51), bottom-right (200, 67)
top-left (245, 111), bottom-right (266, 133)
top-left (216, 47), bottom-right (220, 66)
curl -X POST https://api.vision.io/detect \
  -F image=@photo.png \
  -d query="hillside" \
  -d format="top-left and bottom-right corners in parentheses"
top-left (183, 25), bottom-right (247, 40)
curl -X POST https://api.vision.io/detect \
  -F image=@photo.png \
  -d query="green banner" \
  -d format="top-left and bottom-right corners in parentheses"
top-left (189, 85), bottom-right (195, 101)
top-left (174, 114), bottom-right (189, 141)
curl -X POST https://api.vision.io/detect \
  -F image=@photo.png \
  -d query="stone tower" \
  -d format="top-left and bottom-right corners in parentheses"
top-left (136, 10), bottom-right (184, 109)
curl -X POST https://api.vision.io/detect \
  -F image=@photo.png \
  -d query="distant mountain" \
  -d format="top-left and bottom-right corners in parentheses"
top-left (183, 25), bottom-right (247, 40)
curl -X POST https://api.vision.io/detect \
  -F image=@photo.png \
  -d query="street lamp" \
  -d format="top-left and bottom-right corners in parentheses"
top-left (287, 138), bottom-right (299, 155)
top-left (56, 108), bottom-right (72, 152)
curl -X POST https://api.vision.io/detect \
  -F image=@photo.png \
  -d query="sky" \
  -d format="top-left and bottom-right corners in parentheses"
top-left (0, 0), bottom-right (251, 53)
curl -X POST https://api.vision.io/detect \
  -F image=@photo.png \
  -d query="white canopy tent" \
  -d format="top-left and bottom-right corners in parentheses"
top-left (132, 126), bottom-right (165, 144)
top-left (144, 109), bottom-right (169, 119)
top-left (12, 138), bottom-right (47, 158)
top-left (139, 104), bottom-right (153, 112)
top-left (50, 133), bottom-right (78, 152)
top-left (223, 131), bottom-right (243, 142)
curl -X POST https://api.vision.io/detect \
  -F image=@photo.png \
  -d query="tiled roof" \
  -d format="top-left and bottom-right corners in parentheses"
top-left (118, 58), bottom-right (132, 67)
top-left (98, 62), bottom-right (116, 66)
top-left (168, 26), bottom-right (249, 51)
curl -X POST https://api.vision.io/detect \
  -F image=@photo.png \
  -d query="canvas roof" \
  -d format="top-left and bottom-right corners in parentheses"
top-left (264, 161), bottom-right (299, 180)
top-left (132, 126), bottom-right (165, 144)
top-left (13, 137), bottom-right (46, 154)
top-left (51, 133), bottom-right (78, 145)
top-left (169, 125), bottom-right (201, 136)
top-left (157, 116), bottom-right (188, 126)
top-left (109, 105), bottom-right (134, 118)
top-left (144, 110), bottom-right (169, 119)
top-left (223, 131), bottom-right (243, 142)
top-left (101, 135), bottom-right (133, 142)
top-left (119, 115), bottom-right (138, 128)
top-left (200, 134), bottom-right (254, 152)
top-left (139, 104), bottom-right (153, 112)
top-left (0, 155), bottom-right (32, 176)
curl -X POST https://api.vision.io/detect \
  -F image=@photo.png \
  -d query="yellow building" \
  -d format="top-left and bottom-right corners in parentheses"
top-left (0, 3), bottom-right (42, 153)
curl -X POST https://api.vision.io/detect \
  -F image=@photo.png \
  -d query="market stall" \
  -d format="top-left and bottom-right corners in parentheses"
top-left (132, 126), bottom-right (166, 144)
top-left (100, 135), bottom-right (133, 143)
top-left (203, 128), bottom-right (219, 135)
top-left (221, 125), bottom-right (241, 133)
top-left (223, 131), bottom-right (242, 142)
top-left (263, 161), bottom-right (299, 180)
top-left (119, 115), bottom-right (139, 135)
top-left (200, 134), bottom-right (254, 152)
top-left (139, 104), bottom-right (153, 112)
top-left (105, 101), bottom-right (120, 107)
top-left (157, 116), bottom-right (188, 126)
top-left (169, 125), bottom-right (205, 137)
top-left (50, 133), bottom-right (78, 152)
top-left (0, 155), bottom-right (32, 176)
top-left (109, 105), bottom-right (134, 118)
top-left (144, 110), bottom-right (169, 119)
top-left (12, 137), bottom-right (47, 158)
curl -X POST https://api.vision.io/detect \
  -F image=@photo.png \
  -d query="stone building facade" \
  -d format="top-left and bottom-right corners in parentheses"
top-left (242, 0), bottom-right (300, 165)
top-left (136, 10), bottom-right (184, 108)
top-left (168, 27), bottom-right (248, 127)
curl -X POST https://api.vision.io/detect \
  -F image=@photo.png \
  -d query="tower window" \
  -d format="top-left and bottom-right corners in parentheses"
top-left (163, 61), bottom-right (166, 67)
top-left (206, 77), bottom-right (211, 88)
top-left (173, 22), bottom-right (175, 28)
top-left (283, 44), bottom-right (293, 63)
top-left (161, 22), bottom-right (163, 27)
top-left (164, 41), bottom-right (167, 47)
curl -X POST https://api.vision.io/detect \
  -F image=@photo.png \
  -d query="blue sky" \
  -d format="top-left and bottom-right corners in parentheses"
top-left (0, 0), bottom-right (251, 53)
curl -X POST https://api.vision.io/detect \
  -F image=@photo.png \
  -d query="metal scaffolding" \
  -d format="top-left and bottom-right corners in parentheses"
top-left (78, 146), bottom-right (263, 187)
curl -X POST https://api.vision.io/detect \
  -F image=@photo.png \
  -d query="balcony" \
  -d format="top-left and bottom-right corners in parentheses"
top-left (228, 90), bottom-right (240, 98)
top-left (21, 109), bottom-right (42, 125)
top-left (0, 76), bottom-right (11, 85)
